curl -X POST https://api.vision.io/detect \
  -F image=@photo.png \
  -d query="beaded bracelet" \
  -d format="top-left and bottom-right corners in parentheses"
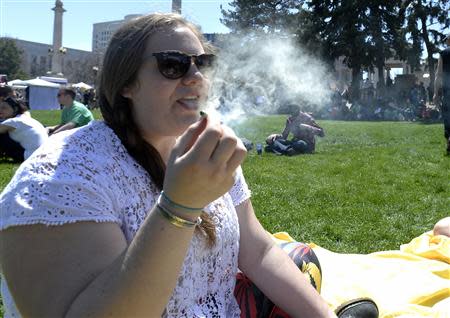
top-left (160, 190), bottom-right (204, 212)
top-left (156, 203), bottom-right (202, 228)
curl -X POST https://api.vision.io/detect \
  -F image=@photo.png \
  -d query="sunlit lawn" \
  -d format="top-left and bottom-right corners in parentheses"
top-left (235, 117), bottom-right (449, 254)
top-left (0, 111), bottom-right (449, 316)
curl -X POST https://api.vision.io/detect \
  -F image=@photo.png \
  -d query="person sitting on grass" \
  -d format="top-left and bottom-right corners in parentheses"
top-left (265, 106), bottom-right (325, 155)
top-left (0, 96), bottom-right (48, 162)
top-left (47, 87), bottom-right (94, 135)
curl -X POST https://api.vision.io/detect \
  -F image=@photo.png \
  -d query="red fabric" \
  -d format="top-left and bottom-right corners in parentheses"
top-left (234, 242), bottom-right (321, 318)
top-left (235, 273), bottom-right (258, 318)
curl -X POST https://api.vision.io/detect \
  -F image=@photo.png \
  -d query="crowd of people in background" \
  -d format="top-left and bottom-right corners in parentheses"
top-left (324, 77), bottom-right (440, 122)
top-left (1, 32), bottom-right (449, 163)
top-left (1, 73), bottom-right (448, 163)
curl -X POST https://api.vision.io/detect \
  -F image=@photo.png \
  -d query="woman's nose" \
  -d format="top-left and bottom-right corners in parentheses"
top-left (181, 63), bottom-right (204, 85)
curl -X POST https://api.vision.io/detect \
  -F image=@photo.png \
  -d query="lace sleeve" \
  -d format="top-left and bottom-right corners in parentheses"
top-left (0, 139), bottom-right (121, 231)
top-left (228, 166), bottom-right (251, 207)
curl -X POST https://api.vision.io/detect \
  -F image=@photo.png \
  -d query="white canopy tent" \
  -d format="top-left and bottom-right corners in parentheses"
top-left (8, 79), bottom-right (28, 89)
top-left (8, 79), bottom-right (26, 86)
top-left (39, 76), bottom-right (68, 86)
top-left (26, 78), bottom-right (60, 88)
top-left (72, 82), bottom-right (93, 91)
top-left (23, 78), bottom-right (61, 110)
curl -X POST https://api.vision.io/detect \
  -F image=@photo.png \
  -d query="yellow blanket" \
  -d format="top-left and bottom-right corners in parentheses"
top-left (272, 231), bottom-right (450, 318)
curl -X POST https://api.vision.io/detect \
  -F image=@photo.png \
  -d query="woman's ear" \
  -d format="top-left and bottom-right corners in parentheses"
top-left (121, 86), bottom-right (133, 99)
top-left (121, 80), bottom-right (141, 100)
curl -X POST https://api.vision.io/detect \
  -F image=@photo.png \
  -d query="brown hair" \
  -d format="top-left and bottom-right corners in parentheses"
top-left (98, 13), bottom-right (216, 245)
top-left (3, 97), bottom-right (28, 117)
top-left (0, 85), bottom-right (14, 99)
top-left (59, 87), bottom-right (76, 100)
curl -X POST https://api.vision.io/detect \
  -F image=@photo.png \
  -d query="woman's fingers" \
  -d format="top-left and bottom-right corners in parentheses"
top-left (208, 125), bottom-right (246, 175)
top-left (210, 126), bottom-right (238, 164)
top-left (186, 116), bottom-right (224, 161)
top-left (226, 139), bottom-right (247, 174)
top-left (165, 119), bottom-right (246, 208)
top-left (169, 116), bottom-right (207, 162)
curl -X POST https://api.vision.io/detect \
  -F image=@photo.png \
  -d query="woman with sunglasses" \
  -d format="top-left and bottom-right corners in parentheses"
top-left (0, 13), bottom-right (336, 318)
top-left (0, 96), bottom-right (47, 162)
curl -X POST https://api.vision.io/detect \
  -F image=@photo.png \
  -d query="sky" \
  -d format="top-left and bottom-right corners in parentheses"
top-left (0, 0), bottom-right (232, 51)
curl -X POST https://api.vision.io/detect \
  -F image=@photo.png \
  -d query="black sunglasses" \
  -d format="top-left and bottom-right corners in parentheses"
top-left (151, 51), bottom-right (216, 80)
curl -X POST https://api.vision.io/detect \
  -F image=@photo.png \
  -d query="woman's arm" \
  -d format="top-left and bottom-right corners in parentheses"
top-left (0, 117), bottom-right (247, 317)
top-left (236, 199), bottom-right (336, 318)
top-left (0, 208), bottom-right (199, 318)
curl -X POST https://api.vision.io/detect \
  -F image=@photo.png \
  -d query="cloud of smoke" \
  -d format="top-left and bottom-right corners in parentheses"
top-left (205, 34), bottom-right (332, 125)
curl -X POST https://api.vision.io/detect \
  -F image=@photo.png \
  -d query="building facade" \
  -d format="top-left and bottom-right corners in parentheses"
top-left (91, 14), bottom-right (223, 58)
top-left (92, 14), bottom-right (142, 55)
top-left (6, 38), bottom-right (96, 83)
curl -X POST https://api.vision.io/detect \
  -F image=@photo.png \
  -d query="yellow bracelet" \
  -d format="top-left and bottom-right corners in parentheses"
top-left (157, 203), bottom-right (202, 228)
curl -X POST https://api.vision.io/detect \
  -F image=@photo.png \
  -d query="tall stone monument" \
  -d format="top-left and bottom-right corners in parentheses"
top-left (50, 0), bottom-right (66, 76)
top-left (172, 0), bottom-right (181, 14)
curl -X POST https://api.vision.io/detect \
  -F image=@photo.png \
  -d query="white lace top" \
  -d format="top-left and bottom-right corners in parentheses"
top-left (0, 121), bottom-right (251, 318)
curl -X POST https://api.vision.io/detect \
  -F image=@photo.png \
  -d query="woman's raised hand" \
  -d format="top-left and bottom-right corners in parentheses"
top-left (164, 115), bottom-right (247, 209)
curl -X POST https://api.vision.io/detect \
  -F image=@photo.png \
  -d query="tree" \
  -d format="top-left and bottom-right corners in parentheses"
top-left (297, 0), bottom-right (409, 99)
top-left (221, 0), bottom-right (405, 100)
top-left (220, 0), bottom-right (300, 34)
top-left (0, 37), bottom-right (27, 79)
top-left (64, 55), bottom-right (98, 84)
top-left (399, 0), bottom-right (450, 91)
top-left (220, 0), bottom-right (449, 101)
top-left (298, 1), bottom-right (367, 99)
top-left (365, 1), bottom-right (404, 91)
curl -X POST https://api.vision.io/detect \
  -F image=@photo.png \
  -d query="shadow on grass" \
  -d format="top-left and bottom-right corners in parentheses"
top-left (0, 157), bottom-right (21, 164)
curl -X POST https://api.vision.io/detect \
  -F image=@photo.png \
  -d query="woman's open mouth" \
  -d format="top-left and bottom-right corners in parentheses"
top-left (177, 96), bottom-right (200, 111)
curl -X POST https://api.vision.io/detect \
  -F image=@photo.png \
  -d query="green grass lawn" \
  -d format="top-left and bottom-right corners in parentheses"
top-left (0, 111), bottom-right (449, 315)
top-left (235, 117), bottom-right (449, 254)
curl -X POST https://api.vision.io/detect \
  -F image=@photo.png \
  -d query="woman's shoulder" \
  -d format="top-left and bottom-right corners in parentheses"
top-left (47, 121), bottom-right (122, 155)
top-left (19, 121), bottom-right (125, 178)
top-left (0, 121), bottom-right (129, 231)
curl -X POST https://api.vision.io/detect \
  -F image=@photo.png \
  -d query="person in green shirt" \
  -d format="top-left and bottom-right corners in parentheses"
top-left (48, 87), bottom-right (94, 135)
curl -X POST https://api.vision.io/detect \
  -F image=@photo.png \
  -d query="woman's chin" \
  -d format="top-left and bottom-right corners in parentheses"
top-left (183, 112), bottom-right (201, 125)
